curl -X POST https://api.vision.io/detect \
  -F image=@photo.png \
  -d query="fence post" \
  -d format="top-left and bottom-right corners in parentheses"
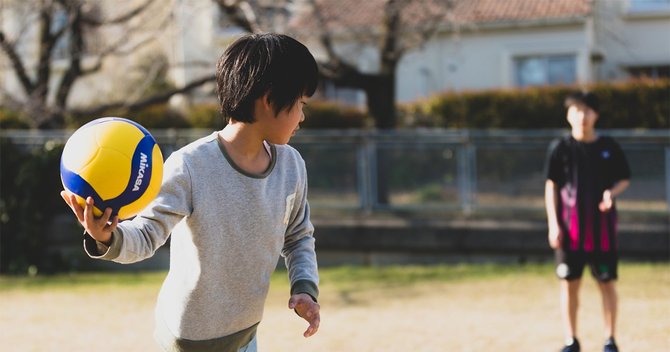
top-left (357, 133), bottom-right (375, 213)
top-left (458, 132), bottom-right (476, 214)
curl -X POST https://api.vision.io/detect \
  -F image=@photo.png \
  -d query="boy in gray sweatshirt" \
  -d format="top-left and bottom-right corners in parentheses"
top-left (61, 33), bottom-right (320, 352)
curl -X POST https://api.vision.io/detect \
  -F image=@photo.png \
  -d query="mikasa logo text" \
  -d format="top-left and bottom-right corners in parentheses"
top-left (132, 153), bottom-right (148, 191)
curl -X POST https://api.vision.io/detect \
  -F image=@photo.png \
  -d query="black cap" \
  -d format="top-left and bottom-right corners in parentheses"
top-left (565, 91), bottom-right (599, 113)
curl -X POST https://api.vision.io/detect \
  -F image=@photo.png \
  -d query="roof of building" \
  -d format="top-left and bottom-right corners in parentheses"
top-left (291, 0), bottom-right (592, 32)
top-left (451, 0), bottom-right (591, 23)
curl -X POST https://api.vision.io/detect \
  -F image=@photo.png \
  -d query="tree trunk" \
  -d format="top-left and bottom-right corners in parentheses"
top-left (363, 73), bottom-right (396, 205)
top-left (364, 73), bottom-right (396, 129)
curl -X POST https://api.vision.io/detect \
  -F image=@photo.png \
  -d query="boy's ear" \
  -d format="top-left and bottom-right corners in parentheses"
top-left (253, 93), bottom-right (273, 119)
top-left (261, 92), bottom-right (271, 108)
top-left (259, 93), bottom-right (276, 116)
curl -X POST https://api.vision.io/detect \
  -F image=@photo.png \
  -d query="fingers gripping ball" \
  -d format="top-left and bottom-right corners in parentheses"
top-left (60, 117), bottom-right (164, 220)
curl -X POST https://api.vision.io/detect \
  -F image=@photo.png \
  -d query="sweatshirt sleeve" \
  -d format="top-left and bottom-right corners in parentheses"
top-left (83, 150), bottom-right (193, 264)
top-left (281, 157), bottom-right (319, 301)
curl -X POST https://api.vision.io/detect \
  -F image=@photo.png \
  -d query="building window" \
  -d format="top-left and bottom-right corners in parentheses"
top-left (628, 0), bottom-right (670, 12)
top-left (515, 55), bottom-right (576, 87)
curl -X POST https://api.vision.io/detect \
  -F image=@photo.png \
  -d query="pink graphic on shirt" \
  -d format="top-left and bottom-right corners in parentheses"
top-left (569, 206), bottom-right (579, 251)
top-left (561, 186), bottom-right (580, 251)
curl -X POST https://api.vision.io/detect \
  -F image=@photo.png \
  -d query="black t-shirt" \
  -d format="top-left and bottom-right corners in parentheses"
top-left (545, 135), bottom-right (631, 252)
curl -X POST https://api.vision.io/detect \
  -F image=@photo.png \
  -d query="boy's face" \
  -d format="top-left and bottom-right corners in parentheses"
top-left (566, 103), bottom-right (598, 135)
top-left (265, 96), bottom-right (308, 145)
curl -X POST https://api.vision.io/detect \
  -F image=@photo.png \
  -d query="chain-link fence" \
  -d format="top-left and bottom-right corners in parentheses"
top-left (3, 128), bottom-right (668, 217)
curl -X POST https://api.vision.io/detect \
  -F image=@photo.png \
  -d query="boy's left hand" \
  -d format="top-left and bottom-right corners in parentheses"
top-left (599, 189), bottom-right (614, 212)
top-left (288, 293), bottom-right (320, 337)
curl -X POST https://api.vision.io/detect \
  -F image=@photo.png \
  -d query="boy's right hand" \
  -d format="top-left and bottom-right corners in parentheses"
top-left (547, 226), bottom-right (562, 249)
top-left (60, 191), bottom-right (117, 246)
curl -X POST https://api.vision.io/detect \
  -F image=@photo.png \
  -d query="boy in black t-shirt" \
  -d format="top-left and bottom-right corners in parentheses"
top-left (545, 91), bottom-right (631, 352)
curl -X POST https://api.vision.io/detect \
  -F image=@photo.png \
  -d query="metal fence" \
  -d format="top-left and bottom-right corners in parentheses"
top-left (2, 128), bottom-right (669, 216)
top-left (291, 129), bottom-right (670, 217)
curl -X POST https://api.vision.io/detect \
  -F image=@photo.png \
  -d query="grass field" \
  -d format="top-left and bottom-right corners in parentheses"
top-left (1, 263), bottom-right (668, 351)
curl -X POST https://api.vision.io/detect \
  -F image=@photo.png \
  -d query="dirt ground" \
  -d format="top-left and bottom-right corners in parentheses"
top-left (1, 265), bottom-right (668, 352)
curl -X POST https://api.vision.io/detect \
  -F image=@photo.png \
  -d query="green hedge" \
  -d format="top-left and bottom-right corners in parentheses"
top-left (400, 79), bottom-right (670, 129)
top-left (68, 104), bottom-right (191, 129)
top-left (188, 103), bottom-right (225, 129)
top-left (60, 100), bottom-right (368, 130)
top-left (0, 139), bottom-right (68, 274)
top-left (181, 100), bottom-right (370, 129)
top-left (301, 101), bottom-right (371, 129)
top-left (0, 108), bottom-right (30, 129)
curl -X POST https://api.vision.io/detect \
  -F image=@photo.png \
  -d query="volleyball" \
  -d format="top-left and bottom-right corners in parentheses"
top-left (60, 117), bottom-right (163, 220)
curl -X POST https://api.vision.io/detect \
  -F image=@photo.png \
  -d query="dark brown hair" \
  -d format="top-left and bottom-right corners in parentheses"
top-left (565, 91), bottom-right (599, 113)
top-left (216, 33), bottom-right (319, 123)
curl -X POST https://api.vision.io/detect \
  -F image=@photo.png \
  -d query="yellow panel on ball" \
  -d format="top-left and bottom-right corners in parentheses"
top-left (77, 146), bottom-right (130, 200)
top-left (94, 120), bottom-right (145, 156)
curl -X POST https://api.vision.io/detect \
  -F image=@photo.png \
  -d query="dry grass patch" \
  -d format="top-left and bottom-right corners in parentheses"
top-left (1, 263), bottom-right (667, 351)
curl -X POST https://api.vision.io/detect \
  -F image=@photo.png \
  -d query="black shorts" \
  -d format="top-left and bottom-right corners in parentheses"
top-left (554, 249), bottom-right (618, 282)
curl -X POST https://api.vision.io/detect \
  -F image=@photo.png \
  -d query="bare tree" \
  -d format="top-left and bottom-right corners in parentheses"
top-left (214, 0), bottom-right (454, 129)
top-left (0, 0), bottom-right (215, 128)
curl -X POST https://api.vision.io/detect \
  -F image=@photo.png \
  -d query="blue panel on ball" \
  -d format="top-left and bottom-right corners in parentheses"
top-left (60, 160), bottom-right (116, 215)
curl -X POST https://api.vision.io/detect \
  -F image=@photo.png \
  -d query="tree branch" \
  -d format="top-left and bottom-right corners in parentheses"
top-left (0, 31), bottom-right (35, 94)
top-left (35, 7), bottom-right (56, 102)
top-left (80, 0), bottom-right (156, 26)
top-left (55, 5), bottom-right (84, 110)
top-left (379, 0), bottom-right (405, 68)
top-left (73, 75), bottom-right (217, 117)
top-left (305, 0), bottom-right (368, 85)
top-left (402, 0), bottom-right (454, 52)
top-left (214, 0), bottom-right (261, 33)
top-left (79, 7), bottom-right (172, 77)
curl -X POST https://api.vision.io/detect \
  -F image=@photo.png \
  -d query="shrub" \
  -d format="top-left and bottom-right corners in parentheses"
top-left (68, 104), bottom-right (191, 129)
top-left (401, 79), bottom-right (669, 129)
top-left (127, 104), bottom-right (190, 129)
top-left (0, 139), bottom-right (68, 274)
top-left (0, 109), bottom-right (30, 129)
top-left (187, 103), bottom-right (225, 129)
top-left (301, 101), bottom-right (371, 129)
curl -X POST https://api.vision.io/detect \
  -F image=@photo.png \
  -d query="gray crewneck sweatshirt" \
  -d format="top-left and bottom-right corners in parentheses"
top-left (83, 132), bottom-right (319, 351)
